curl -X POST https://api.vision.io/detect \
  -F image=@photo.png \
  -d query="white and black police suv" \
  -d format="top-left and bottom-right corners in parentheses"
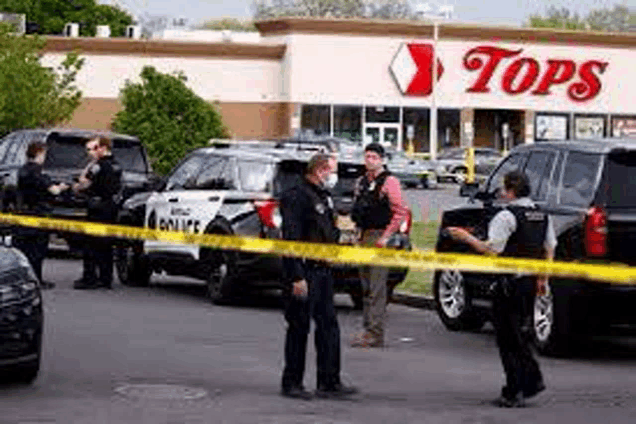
top-left (436, 138), bottom-right (636, 356)
top-left (116, 140), bottom-right (412, 307)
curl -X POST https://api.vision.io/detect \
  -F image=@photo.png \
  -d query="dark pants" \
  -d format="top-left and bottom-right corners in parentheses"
top-left (81, 208), bottom-right (116, 287)
top-left (281, 266), bottom-right (342, 391)
top-left (13, 227), bottom-right (49, 282)
top-left (82, 234), bottom-right (114, 286)
top-left (492, 276), bottom-right (544, 399)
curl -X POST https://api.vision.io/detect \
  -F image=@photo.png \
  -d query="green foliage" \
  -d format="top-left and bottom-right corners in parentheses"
top-left (528, 4), bottom-right (635, 32)
top-left (252, 0), bottom-right (415, 20)
top-left (200, 18), bottom-right (257, 32)
top-left (0, 23), bottom-right (84, 137)
top-left (111, 66), bottom-right (230, 176)
top-left (0, 0), bottom-right (134, 36)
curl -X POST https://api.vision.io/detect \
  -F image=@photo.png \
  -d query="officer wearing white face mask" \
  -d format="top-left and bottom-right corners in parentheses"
top-left (278, 152), bottom-right (358, 401)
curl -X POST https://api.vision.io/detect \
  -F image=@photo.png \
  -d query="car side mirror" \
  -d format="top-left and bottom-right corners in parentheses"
top-left (459, 182), bottom-right (480, 198)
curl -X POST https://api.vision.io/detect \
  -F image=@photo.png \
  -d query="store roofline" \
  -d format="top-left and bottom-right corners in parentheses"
top-left (42, 36), bottom-right (286, 60)
top-left (254, 17), bottom-right (636, 49)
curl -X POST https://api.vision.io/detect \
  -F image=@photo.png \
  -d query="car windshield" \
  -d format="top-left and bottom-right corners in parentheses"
top-left (438, 149), bottom-right (464, 160)
top-left (273, 160), bottom-right (365, 197)
top-left (44, 135), bottom-right (148, 173)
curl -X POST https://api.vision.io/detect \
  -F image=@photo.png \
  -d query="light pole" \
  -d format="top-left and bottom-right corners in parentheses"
top-left (430, 20), bottom-right (438, 160)
top-left (415, 2), bottom-right (454, 160)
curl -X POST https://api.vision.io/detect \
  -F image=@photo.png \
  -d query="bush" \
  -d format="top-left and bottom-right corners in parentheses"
top-left (111, 66), bottom-right (230, 175)
top-left (0, 23), bottom-right (84, 137)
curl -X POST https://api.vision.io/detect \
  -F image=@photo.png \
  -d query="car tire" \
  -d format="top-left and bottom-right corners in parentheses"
top-left (532, 280), bottom-right (573, 357)
top-left (115, 242), bottom-right (151, 287)
top-left (434, 270), bottom-right (485, 331)
top-left (206, 250), bottom-right (237, 305)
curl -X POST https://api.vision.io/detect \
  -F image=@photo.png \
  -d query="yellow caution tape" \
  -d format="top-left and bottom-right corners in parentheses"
top-left (1, 212), bottom-right (635, 285)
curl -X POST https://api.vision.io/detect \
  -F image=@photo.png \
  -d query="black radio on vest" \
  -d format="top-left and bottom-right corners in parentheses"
top-left (501, 206), bottom-right (548, 259)
top-left (351, 171), bottom-right (392, 230)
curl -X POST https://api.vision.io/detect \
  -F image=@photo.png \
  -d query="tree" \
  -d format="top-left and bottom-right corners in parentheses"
top-left (111, 66), bottom-right (230, 175)
top-left (252, 0), bottom-right (417, 20)
top-left (200, 18), bottom-right (258, 32)
top-left (0, 23), bottom-right (84, 137)
top-left (0, 0), bottom-right (134, 36)
top-left (528, 4), bottom-right (636, 32)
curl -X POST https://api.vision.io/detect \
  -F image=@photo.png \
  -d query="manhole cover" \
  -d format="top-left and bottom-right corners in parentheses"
top-left (114, 384), bottom-right (208, 400)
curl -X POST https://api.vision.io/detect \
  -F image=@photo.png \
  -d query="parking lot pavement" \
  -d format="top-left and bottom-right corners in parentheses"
top-left (0, 258), bottom-right (633, 424)
top-left (403, 184), bottom-right (471, 222)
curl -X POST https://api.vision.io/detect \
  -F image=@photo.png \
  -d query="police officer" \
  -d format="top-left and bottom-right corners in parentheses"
top-left (13, 141), bottom-right (68, 289)
top-left (72, 136), bottom-right (122, 290)
top-left (447, 171), bottom-right (556, 408)
top-left (279, 152), bottom-right (358, 400)
top-left (350, 143), bottom-right (408, 348)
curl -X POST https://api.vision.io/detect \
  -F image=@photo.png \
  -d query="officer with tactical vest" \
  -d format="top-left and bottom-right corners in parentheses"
top-left (72, 136), bottom-right (123, 290)
top-left (14, 141), bottom-right (69, 289)
top-left (350, 143), bottom-right (408, 348)
top-left (447, 171), bottom-right (556, 408)
top-left (279, 152), bottom-right (359, 401)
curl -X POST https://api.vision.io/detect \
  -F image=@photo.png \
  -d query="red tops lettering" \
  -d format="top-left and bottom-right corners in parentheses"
top-left (463, 46), bottom-right (608, 102)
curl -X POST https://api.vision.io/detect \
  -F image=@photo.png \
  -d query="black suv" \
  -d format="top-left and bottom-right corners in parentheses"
top-left (435, 139), bottom-right (636, 356)
top-left (0, 128), bottom-right (157, 249)
top-left (116, 142), bottom-right (412, 307)
top-left (0, 246), bottom-right (43, 385)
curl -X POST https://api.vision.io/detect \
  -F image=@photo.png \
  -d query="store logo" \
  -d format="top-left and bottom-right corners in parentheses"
top-left (463, 46), bottom-right (608, 102)
top-left (390, 43), bottom-right (444, 96)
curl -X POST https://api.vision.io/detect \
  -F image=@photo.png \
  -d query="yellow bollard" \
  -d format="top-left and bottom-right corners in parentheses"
top-left (465, 147), bottom-right (475, 184)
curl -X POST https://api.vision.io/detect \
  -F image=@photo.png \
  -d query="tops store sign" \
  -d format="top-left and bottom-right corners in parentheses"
top-left (390, 43), bottom-right (609, 102)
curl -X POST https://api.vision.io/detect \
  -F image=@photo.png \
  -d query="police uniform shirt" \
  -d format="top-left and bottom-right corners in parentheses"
top-left (85, 156), bottom-right (122, 199)
top-left (279, 178), bottom-right (338, 285)
top-left (18, 162), bottom-right (54, 212)
top-left (486, 197), bottom-right (557, 254)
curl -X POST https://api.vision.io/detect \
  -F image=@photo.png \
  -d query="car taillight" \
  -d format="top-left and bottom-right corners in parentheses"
top-left (254, 199), bottom-right (282, 229)
top-left (399, 209), bottom-right (412, 234)
top-left (585, 206), bottom-right (607, 257)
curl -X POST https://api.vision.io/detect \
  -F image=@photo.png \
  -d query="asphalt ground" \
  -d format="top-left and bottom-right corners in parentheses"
top-left (0, 258), bottom-right (634, 424)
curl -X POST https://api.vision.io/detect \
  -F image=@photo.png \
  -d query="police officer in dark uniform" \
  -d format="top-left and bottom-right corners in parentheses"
top-left (72, 136), bottom-right (122, 290)
top-left (447, 171), bottom-right (556, 408)
top-left (13, 141), bottom-right (69, 289)
top-left (279, 152), bottom-right (358, 400)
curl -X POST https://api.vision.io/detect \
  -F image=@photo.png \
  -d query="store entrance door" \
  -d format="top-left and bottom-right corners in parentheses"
top-left (363, 123), bottom-right (402, 151)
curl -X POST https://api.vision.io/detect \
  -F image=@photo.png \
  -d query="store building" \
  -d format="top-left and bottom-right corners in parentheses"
top-left (40, 18), bottom-right (636, 156)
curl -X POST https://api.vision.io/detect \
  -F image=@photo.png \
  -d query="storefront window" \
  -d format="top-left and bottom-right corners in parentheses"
top-left (365, 106), bottom-right (399, 123)
top-left (301, 104), bottom-right (330, 136)
top-left (403, 108), bottom-right (429, 152)
top-left (535, 113), bottom-right (569, 141)
top-left (574, 115), bottom-right (606, 139)
top-left (333, 105), bottom-right (362, 142)
top-left (611, 116), bottom-right (636, 138)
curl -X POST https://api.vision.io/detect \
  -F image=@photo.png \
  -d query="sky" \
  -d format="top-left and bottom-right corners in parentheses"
top-left (103, 0), bottom-right (635, 28)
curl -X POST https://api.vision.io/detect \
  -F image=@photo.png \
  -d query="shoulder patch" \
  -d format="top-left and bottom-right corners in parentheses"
top-left (90, 163), bottom-right (100, 174)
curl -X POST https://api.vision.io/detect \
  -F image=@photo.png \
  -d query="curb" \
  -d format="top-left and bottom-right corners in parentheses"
top-left (391, 291), bottom-right (435, 310)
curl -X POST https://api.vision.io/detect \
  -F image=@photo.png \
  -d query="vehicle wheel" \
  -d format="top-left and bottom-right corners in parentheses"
top-left (115, 243), bottom-right (151, 287)
top-left (434, 270), bottom-right (485, 331)
top-left (532, 280), bottom-right (572, 357)
top-left (12, 358), bottom-right (40, 385)
top-left (206, 250), bottom-right (237, 305)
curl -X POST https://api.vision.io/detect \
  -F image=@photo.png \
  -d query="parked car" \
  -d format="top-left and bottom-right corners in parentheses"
top-left (116, 142), bottom-right (412, 308)
top-left (0, 128), bottom-right (158, 250)
top-left (431, 147), bottom-right (503, 183)
top-left (0, 246), bottom-right (43, 384)
top-left (434, 138), bottom-right (636, 356)
top-left (385, 149), bottom-right (438, 189)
